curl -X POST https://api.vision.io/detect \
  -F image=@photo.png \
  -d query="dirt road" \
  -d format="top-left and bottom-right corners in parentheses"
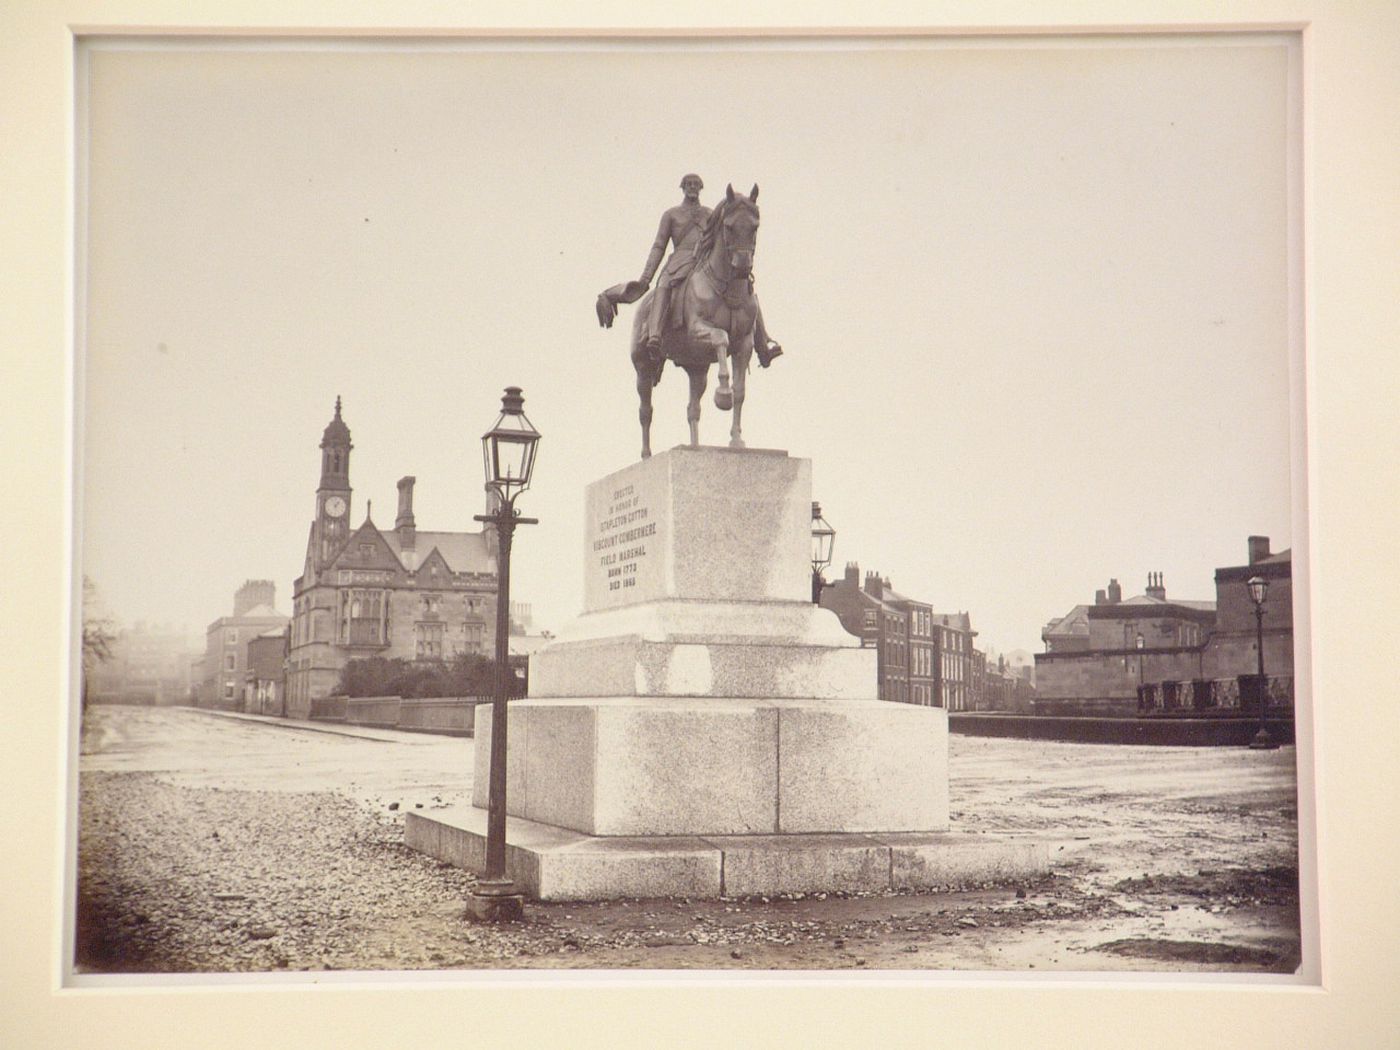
top-left (74, 705), bottom-right (1302, 975)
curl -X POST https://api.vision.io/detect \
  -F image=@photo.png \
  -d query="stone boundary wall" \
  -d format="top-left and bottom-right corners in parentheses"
top-left (345, 696), bottom-right (402, 729)
top-left (397, 697), bottom-right (484, 737)
top-left (309, 694), bottom-right (485, 736)
top-left (949, 712), bottom-right (1295, 746)
top-left (309, 694), bottom-right (347, 721)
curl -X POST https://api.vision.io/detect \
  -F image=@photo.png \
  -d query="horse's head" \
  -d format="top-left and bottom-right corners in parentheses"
top-left (711, 183), bottom-right (760, 278)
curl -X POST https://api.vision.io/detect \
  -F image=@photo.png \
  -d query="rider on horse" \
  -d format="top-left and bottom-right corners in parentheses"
top-left (628, 174), bottom-right (782, 371)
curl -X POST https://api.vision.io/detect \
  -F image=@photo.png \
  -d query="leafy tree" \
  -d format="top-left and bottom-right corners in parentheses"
top-left (335, 651), bottom-right (514, 698)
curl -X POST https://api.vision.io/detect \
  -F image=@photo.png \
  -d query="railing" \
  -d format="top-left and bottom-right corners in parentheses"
top-left (1138, 675), bottom-right (1293, 715)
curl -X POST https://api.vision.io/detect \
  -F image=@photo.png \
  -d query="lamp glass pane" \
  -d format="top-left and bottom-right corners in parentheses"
top-left (481, 416), bottom-right (540, 495)
top-left (810, 519), bottom-right (835, 570)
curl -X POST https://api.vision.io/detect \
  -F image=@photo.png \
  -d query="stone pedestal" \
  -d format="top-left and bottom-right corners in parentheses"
top-left (407, 446), bottom-right (1047, 900)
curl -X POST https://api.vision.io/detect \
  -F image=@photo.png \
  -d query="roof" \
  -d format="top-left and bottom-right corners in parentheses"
top-left (1117, 594), bottom-right (1216, 611)
top-left (1043, 604), bottom-right (1091, 638)
top-left (931, 611), bottom-right (973, 632)
top-left (207, 606), bottom-right (289, 632)
top-left (381, 529), bottom-right (495, 575)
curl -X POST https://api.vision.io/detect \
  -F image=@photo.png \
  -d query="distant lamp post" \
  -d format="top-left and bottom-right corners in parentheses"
top-left (468, 386), bottom-right (541, 921)
top-left (1135, 632), bottom-right (1145, 688)
top-left (810, 502), bottom-right (836, 604)
top-left (1246, 575), bottom-right (1278, 750)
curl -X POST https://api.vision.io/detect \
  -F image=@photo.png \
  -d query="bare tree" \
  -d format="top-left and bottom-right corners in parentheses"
top-left (82, 576), bottom-right (115, 710)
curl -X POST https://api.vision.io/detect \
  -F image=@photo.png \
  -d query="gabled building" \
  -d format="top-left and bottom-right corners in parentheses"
top-left (284, 400), bottom-right (501, 718)
top-left (1033, 537), bottom-right (1292, 716)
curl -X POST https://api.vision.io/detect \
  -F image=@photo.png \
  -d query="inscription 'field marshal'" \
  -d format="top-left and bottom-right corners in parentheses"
top-left (592, 484), bottom-right (657, 594)
top-left (584, 463), bottom-right (669, 610)
top-left (579, 446), bottom-right (812, 614)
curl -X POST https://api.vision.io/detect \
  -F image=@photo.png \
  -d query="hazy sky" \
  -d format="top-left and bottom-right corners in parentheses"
top-left (78, 34), bottom-right (1299, 655)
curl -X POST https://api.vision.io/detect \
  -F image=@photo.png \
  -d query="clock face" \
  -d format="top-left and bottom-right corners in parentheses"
top-left (324, 496), bottom-right (347, 518)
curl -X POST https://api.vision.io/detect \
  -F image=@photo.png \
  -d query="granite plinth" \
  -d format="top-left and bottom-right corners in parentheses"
top-left (405, 806), bottom-right (1052, 902)
top-left (472, 698), bottom-right (949, 837)
top-left (529, 633), bottom-right (874, 701)
top-left (533, 447), bottom-right (871, 702)
top-left (583, 446), bottom-right (812, 611)
top-left (443, 446), bottom-right (984, 901)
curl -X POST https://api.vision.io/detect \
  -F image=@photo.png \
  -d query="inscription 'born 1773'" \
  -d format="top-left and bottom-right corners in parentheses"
top-left (593, 484), bottom-right (657, 593)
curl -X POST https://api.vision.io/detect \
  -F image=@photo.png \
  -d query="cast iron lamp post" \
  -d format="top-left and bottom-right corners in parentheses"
top-left (1246, 575), bottom-right (1278, 750)
top-left (467, 386), bottom-right (540, 920)
top-left (810, 502), bottom-right (835, 604)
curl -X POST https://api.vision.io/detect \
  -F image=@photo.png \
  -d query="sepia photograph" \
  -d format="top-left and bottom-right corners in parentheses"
top-left (6, 1), bottom-right (1400, 1047)
top-left (66, 27), bottom-right (1318, 985)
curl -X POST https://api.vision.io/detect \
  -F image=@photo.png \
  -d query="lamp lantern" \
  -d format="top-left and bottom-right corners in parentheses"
top-left (810, 502), bottom-right (836, 604)
top-left (480, 386), bottom-right (540, 502)
top-left (1244, 575), bottom-right (1278, 750)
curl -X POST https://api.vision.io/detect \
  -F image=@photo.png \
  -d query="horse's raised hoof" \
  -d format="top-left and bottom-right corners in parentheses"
top-left (729, 438), bottom-right (746, 449)
top-left (714, 387), bottom-right (733, 411)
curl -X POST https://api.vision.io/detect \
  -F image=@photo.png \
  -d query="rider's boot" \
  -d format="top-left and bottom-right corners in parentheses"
top-left (644, 285), bottom-right (670, 369)
top-left (754, 299), bottom-right (783, 368)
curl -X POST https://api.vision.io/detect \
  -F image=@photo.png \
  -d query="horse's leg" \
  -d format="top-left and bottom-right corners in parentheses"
top-left (632, 309), bottom-right (654, 458)
top-left (729, 332), bottom-right (754, 448)
top-left (690, 319), bottom-right (732, 411)
top-left (685, 364), bottom-right (708, 447)
top-left (637, 362), bottom-right (654, 458)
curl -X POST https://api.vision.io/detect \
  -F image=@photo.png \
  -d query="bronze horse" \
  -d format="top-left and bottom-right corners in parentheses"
top-left (629, 184), bottom-right (761, 459)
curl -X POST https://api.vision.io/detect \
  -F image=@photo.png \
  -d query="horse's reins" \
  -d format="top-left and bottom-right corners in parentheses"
top-left (699, 206), bottom-right (757, 309)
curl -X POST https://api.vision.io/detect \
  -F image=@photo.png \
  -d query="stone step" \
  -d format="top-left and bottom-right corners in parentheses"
top-left (406, 806), bottom-right (1052, 902)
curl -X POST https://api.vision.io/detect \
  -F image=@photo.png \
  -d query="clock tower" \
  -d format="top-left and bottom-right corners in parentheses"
top-left (314, 396), bottom-right (353, 570)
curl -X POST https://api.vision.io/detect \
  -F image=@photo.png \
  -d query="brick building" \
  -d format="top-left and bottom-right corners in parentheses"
top-left (1033, 537), bottom-right (1292, 716)
top-left (1200, 537), bottom-right (1293, 680)
top-left (244, 627), bottom-right (289, 716)
top-left (284, 399), bottom-right (502, 717)
top-left (196, 580), bottom-right (289, 710)
top-left (819, 563), bottom-right (975, 709)
top-left (85, 621), bottom-right (197, 706)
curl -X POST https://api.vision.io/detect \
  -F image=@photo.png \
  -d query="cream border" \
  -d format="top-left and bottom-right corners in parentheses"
top-left (4, 1), bottom-right (1396, 1047)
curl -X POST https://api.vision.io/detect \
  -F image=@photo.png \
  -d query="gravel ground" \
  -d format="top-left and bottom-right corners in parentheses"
top-left (73, 706), bottom-right (1303, 975)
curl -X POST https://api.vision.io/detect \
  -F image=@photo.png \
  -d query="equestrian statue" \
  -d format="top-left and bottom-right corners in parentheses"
top-left (596, 174), bottom-right (783, 459)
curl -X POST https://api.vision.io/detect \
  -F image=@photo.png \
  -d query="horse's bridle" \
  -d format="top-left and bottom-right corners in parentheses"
top-left (702, 210), bottom-right (757, 308)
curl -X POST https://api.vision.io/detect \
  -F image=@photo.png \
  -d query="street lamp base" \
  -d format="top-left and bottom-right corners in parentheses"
top-left (465, 881), bottom-right (525, 922)
top-left (1248, 726), bottom-right (1280, 751)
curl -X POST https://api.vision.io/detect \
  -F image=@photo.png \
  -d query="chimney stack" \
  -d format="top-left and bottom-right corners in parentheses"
top-left (1146, 572), bottom-right (1166, 601)
top-left (844, 562), bottom-right (859, 586)
top-left (233, 579), bottom-right (276, 617)
top-left (1248, 536), bottom-right (1271, 565)
top-left (1095, 588), bottom-right (1108, 605)
top-left (864, 571), bottom-right (883, 598)
top-left (1107, 578), bottom-right (1122, 604)
top-left (395, 476), bottom-right (417, 533)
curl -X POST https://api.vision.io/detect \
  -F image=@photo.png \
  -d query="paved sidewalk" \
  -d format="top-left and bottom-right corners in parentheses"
top-left (186, 706), bottom-right (415, 744)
